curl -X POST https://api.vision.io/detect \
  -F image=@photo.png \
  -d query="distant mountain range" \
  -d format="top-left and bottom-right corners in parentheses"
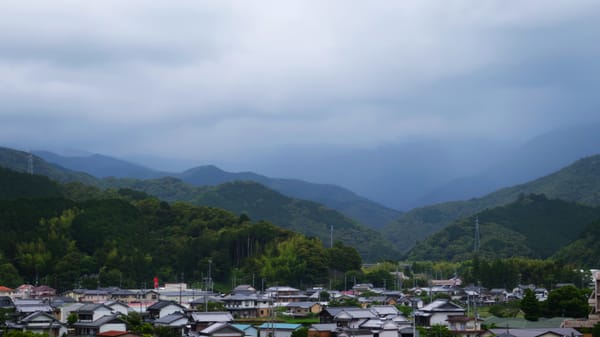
top-left (383, 154), bottom-right (600, 252)
top-left (33, 151), bottom-right (401, 229)
top-left (411, 123), bottom-right (600, 207)
top-left (5, 143), bottom-right (600, 263)
top-left (1, 146), bottom-right (398, 261)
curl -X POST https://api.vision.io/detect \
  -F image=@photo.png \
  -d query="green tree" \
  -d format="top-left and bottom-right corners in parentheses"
top-left (592, 321), bottom-right (600, 337)
top-left (418, 325), bottom-right (454, 337)
top-left (291, 327), bottom-right (308, 337)
top-left (544, 285), bottom-right (588, 318)
top-left (328, 242), bottom-right (361, 272)
top-left (67, 312), bottom-right (78, 326)
top-left (521, 289), bottom-right (540, 321)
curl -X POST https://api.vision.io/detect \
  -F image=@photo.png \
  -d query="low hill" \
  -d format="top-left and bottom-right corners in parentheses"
top-left (105, 178), bottom-right (399, 261)
top-left (384, 154), bottom-right (600, 252)
top-left (34, 151), bottom-right (401, 229)
top-left (406, 194), bottom-right (600, 261)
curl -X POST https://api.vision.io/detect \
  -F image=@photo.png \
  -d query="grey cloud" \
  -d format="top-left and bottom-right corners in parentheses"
top-left (1, 0), bottom-right (600, 165)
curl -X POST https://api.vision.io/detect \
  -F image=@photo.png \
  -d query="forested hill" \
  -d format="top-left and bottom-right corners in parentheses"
top-left (0, 167), bottom-right (364, 291)
top-left (405, 194), bottom-right (600, 261)
top-left (34, 150), bottom-right (401, 229)
top-left (0, 146), bottom-right (397, 261)
top-left (554, 218), bottom-right (600, 268)
top-left (383, 154), bottom-right (600, 253)
top-left (101, 178), bottom-right (399, 261)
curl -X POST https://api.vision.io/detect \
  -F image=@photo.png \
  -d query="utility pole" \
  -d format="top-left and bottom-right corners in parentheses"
top-left (474, 217), bottom-right (480, 252)
top-left (208, 259), bottom-right (212, 293)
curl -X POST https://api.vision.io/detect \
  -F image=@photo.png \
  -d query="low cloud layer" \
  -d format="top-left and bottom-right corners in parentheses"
top-left (1, 1), bottom-right (600, 167)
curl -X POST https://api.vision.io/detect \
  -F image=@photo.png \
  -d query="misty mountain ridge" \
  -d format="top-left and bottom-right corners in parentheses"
top-left (34, 151), bottom-right (401, 229)
top-left (412, 122), bottom-right (600, 206)
top-left (383, 153), bottom-right (600, 252)
top-left (405, 193), bottom-right (600, 261)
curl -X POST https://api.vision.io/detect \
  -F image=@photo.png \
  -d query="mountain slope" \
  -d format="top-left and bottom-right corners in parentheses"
top-left (0, 147), bottom-right (393, 262)
top-left (383, 154), bottom-right (600, 252)
top-left (0, 147), bottom-right (97, 185)
top-left (34, 150), bottom-right (163, 179)
top-left (33, 151), bottom-right (401, 229)
top-left (178, 165), bottom-right (401, 229)
top-left (405, 194), bottom-right (600, 261)
top-left (107, 178), bottom-right (399, 261)
top-left (554, 219), bottom-right (600, 268)
top-left (0, 166), bottom-right (63, 199)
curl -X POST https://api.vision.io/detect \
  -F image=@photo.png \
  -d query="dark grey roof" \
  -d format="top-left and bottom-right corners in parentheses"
top-left (154, 312), bottom-right (187, 325)
top-left (285, 301), bottom-right (319, 309)
top-left (78, 303), bottom-right (112, 312)
top-left (147, 300), bottom-right (184, 310)
top-left (74, 314), bottom-right (125, 328)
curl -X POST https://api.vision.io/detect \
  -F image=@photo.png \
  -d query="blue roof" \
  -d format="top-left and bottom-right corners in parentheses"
top-left (232, 324), bottom-right (255, 331)
top-left (258, 323), bottom-right (302, 330)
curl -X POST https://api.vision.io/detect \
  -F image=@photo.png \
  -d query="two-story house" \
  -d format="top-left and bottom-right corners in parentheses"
top-left (414, 299), bottom-right (465, 327)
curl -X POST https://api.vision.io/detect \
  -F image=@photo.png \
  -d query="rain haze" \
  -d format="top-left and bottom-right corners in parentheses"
top-left (2, 1), bottom-right (600, 210)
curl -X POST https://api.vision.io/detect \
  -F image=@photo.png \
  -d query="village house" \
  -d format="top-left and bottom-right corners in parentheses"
top-left (75, 303), bottom-right (115, 322)
top-left (0, 286), bottom-right (15, 297)
top-left (265, 287), bottom-right (307, 304)
top-left (153, 312), bottom-right (189, 336)
top-left (65, 289), bottom-right (112, 303)
top-left (308, 323), bottom-right (337, 337)
top-left (73, 314), bottom-right (127, 337)
top-left (446, 315), bottom-right (484, 337)
top-left (104, 300), bottom-right (131, 316)
top-left (414, 299), bottom-right (466, 327)
top-left (482, 328), bottom-right (583, 337)
top-left (5, 311), bottom-right (67, 337)
top-left (232, 324), bottom-right (258, 337)
top-left (13, 299), bottom-right (54, 320)
top-left (189, 311), bottom-right (234, 332)
top-left (257, 323), bottom-right (302, 337)
top-left (147, 300), bottom-right (186, 320)
top-left (198, 322), bottom-right (245, 337)
top-left (283, 302), bottom-right (322, 317)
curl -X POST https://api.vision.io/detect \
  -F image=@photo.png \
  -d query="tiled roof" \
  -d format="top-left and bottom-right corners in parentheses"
top-left (190, 311), bottom-right (233, 322)
top-left (154, 312), bottom-right (187, 325)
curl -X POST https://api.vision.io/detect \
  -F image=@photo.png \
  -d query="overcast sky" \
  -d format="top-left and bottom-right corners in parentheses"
top-left (1, 1), bottom-right (600, 171)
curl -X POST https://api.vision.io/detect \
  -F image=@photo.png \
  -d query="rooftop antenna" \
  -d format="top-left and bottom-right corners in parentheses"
top-left (474, 216), bottom-right (480, 252)
top-left (27, 152), bottom-right (34, 175)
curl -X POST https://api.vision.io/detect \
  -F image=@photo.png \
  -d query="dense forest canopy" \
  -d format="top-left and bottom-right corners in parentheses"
top-left (0, 168), bottom-right (364, 291)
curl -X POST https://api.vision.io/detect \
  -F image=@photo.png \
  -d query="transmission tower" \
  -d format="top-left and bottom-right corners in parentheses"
top-left (27, 152), bottom-right (34, 175)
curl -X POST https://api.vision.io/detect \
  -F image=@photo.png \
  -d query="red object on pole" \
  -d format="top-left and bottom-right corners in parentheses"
top-left (153, 277), bottom-right (159, 289)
